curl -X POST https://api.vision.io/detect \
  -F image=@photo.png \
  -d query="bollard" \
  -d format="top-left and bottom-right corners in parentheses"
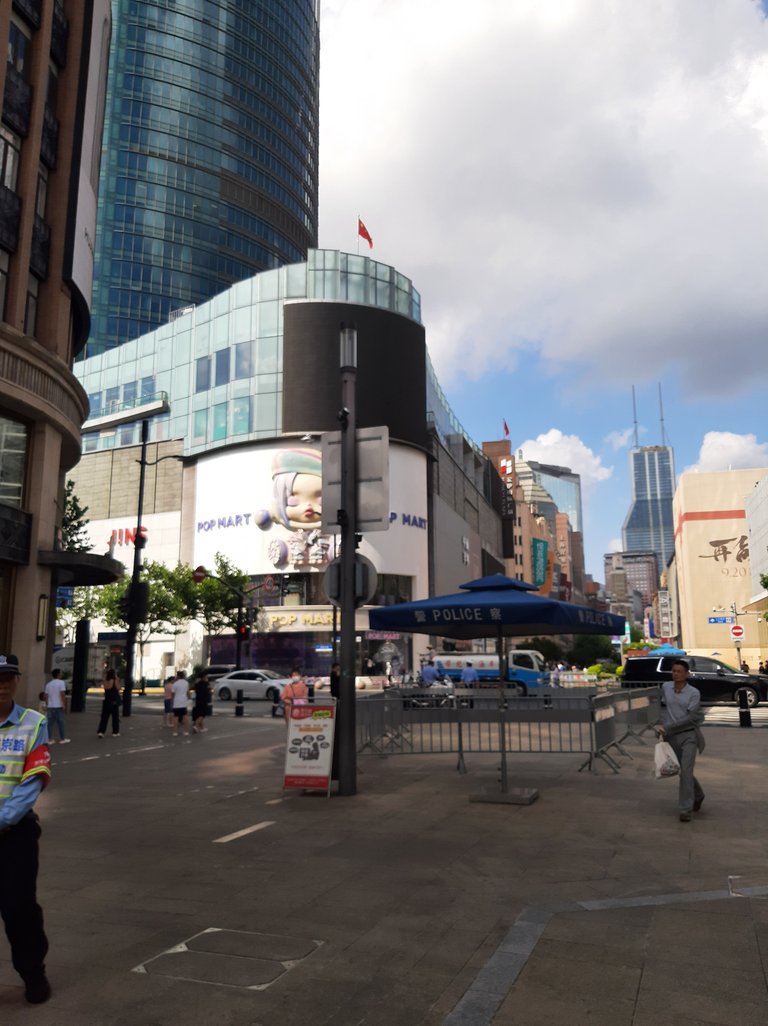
top-left (235, 688), bottom-right (244, 717)
top-left (738, 688), bottom-right (752, 728)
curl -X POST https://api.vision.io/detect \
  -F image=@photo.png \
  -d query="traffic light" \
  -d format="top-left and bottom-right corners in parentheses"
top-left (119, 581), bottom-right (149, 624)
top-left (237, 622), bottom-right (250, 641)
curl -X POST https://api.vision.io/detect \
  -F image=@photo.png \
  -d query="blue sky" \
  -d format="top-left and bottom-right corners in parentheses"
top-left (317, 0), bottom-right (768, 579)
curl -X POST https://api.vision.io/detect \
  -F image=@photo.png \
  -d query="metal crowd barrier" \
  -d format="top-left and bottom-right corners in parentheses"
top-left (355, 686), bottom-right (660, 774)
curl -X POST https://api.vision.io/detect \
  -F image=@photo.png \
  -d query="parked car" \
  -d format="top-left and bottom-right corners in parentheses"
top-left (214, 669), bottom-right (291, 702)
top-left (196, 664), bottom-right (235, 681)
top-left (622, 655), bottom-right (768, 707)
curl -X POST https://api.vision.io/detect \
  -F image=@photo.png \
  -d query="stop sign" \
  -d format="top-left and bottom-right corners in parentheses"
top-left (730, 623), bottom-right (745, 640)
top-left (192, 565), bottom-right (208, 583)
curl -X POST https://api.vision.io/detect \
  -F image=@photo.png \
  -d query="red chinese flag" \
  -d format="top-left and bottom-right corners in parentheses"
top-left (358, 218), bottom-right (373, 249)
top-left (503, 419), bottom-right (510, 438)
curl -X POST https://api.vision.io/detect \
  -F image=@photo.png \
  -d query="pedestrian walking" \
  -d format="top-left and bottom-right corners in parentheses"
top-left (329, 662), bottom-right (341, 700)
top-left (656, 658), bottom-right (705, 822)
top-left (44, 669), bottom-right (70, 744)
top-left (171, 671), bottom-right (190, 736)
top-left (191, 672), bottom-right (211, 733)
top-left (281, 668), bottom-right (308, 723)
top-left (162, 675), bottom-right (175, 727)
top-left (0, 652), bottom-right (53, 1004)
top-left (97, 669), bottom-right (121, 737)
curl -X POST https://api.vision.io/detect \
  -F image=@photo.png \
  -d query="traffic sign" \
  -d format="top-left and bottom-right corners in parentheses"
top-left (730, 623), bottom-right (745, 640)
top-left (708, 616), bottom-right (734, 624)
top-left (192, 565), bottom-right (208, 583)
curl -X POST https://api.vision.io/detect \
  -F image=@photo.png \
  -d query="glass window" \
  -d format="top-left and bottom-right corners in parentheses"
top-left (234, 341), bottom-right (252, 379)
top-left (105, 386), bottom-right (119, 411)
top-left (24, 275), bottom-right (39, 336)
top-left (83, 433), bottom-right (97, 453)
top-left (8, 20), bottom-right (30, 79)
top-left (35, 166), bottom-right (48, 219)
top-left (120, 423), bottom-right (136, 446)
top-left (0, 250), bottom-right (8, 321)
top-left (215, 348), bottom-right (230, 387)
top-left (87, 391), bottom-right (102, 416)
top-left (193, 409), bottom-right (207, 442)
top-left (0, 415), bottom-right (27, 508)
top-left (195, 356), bottom-right (210, 392)
top-left (141, 376), bottom-right (155, 400)
top-left (212, 402), bottom-right (227, 441)
top-left (0, 126), bottom-right (21, 191)
top-left (123, 381), bottom-right (137, 406)
top-left (232, 397), bottom-right (250, 435)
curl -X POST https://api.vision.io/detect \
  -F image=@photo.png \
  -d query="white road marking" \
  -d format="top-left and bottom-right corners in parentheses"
top-left (213, 821), bottom-right (275, 844)
top-left (264, 798), bottom-right (286, 805)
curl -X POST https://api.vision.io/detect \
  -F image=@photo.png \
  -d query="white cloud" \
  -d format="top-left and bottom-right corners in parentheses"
top-left (515, 428), bottom-right (612, 489)
top-left (604, 427), bottom-right (636, 451)
top-left (319, 0), bottom-right (768, 395)
top-left (608, 537), bottom-right (623, 553)
top-left (684, 431), bottom-right (768, 472)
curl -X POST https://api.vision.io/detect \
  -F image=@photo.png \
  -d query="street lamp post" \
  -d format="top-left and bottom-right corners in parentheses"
top-left (123, 428), bottom-right (182, 716)
top-left (337, 323), bottom-right (358, 797)
top-left (123, 420), bottom-right (149, 717)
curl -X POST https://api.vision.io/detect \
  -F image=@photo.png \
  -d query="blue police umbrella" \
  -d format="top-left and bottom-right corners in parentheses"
top-left (648, 643), bottom-right (686, 656)
top-left (368, 574), bottom-right (625, 641)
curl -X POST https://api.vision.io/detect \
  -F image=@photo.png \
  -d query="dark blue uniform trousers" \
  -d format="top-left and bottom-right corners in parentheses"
top-left (0, 814), bottom-right (48, 982)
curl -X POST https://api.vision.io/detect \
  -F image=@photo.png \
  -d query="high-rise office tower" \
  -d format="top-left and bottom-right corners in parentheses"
top-left (87, 0), bottom-right (320, 356)
top-left (622, 445), bottom-right (676, 571)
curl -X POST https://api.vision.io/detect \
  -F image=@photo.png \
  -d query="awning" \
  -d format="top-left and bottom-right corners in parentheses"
top-left (38, 550), bottom-right (125, 586)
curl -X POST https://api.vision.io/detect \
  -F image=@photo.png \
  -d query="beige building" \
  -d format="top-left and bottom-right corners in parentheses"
top-left (0, 2), bottom-right (119, 701)
top-left (674, 468), bottom-right (768, 667)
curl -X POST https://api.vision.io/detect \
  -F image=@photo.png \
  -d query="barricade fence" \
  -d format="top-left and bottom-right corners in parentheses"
top-left (355, 686), bottom-right (660, 773)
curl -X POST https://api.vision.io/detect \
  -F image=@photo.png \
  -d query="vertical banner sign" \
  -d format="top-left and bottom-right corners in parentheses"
top-left (283, 700), bottom-right (337, 794)
top-left (531, 539), bottom-right (548, 587)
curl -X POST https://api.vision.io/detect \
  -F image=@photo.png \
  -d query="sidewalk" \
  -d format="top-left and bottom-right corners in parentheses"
top-left (1, 700), bottom-right (766, 1025)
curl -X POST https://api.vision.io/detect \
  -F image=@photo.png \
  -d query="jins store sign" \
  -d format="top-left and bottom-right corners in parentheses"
top-left (107, 526), bottom-right (148, 550)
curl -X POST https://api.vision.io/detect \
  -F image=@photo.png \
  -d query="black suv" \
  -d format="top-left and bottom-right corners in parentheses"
top-left (622, 655), bottom-right (768, 707)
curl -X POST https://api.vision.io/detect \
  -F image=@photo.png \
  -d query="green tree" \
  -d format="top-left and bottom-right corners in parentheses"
top-left (183, 553), bottom-right (251, 664)
top-left (566, 634), bottom-right (615, 669)
top-left (761, 574), bottom-right (768, 621)
top-left (527, 637), bottom-right (565, 664)
top-left (61, 479), bottom-right (91, 552)
top-left (99, 561), bottom-right (189, 678)
top-left (55, 586), bottom-right (102, 645)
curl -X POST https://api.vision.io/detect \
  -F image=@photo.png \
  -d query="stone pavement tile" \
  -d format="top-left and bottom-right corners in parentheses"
top-left (635, 958), bottom-right (768, 1026)
top-left (491, 947), bottom-right (641, 1025)
top-left (543, 907), bottom-right (652, 953)
top-left (645, 907), bottom-right (762, 971)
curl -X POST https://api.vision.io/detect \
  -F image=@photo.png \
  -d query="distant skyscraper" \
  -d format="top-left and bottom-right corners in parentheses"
top-left (622, 446), bottom-right (676, 571)
top-left (87, 0), bottom-right (320, 356)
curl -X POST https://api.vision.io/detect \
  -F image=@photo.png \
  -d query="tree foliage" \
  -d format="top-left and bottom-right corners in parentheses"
top-left (55, 586), bottom-right (102, 644)
top-left (99, 561), bottom-right (188, 645)
top-left (566, 634), bottom-right (615, 669)
top-left (61, 479), bottom-right (91, 552)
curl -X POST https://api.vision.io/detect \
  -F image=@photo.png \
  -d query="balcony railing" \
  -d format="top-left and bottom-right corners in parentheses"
top-left (12, 0), bottom-right (41, 30)
top-left (51, 2), bottom-right (69, 69)
top-left (2, 64), bottom-right (32, 138)
top-left (41, 105), bottom-right (59, 168)
top-left (0, 187), bottom-right (21, 253)
top-left (30, 215), bottom-right (51, 280)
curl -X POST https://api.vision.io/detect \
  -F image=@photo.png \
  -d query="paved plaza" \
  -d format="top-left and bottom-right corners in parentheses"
top-left (1, 697), bottom-right (767, 1025)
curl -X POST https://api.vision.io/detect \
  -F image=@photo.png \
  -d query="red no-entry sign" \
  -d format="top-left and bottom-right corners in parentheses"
top-left (730, 623), bottom-right (745, 640)
top-left (192, 565), bottom-right (208, 583)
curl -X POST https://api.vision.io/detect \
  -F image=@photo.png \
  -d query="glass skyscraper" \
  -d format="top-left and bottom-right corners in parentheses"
top-left (622, 446), bottom-right (676, 570)
top-left (86, 0), bottom-right (320, 356)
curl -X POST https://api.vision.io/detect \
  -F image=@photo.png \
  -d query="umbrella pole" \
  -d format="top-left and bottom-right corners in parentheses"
top-left (497, 624), bottom-right (508, 794)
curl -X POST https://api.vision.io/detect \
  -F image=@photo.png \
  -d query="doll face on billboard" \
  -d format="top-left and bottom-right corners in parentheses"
top-left (286, 472), bottom-right (322, 525)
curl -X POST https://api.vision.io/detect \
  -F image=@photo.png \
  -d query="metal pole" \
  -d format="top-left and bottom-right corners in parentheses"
top-left (123, 418), bottom-right (148, 717)
top-left (337, 323), bottom-right (357, 796)
top-left (235, 601), bottom-right (243, 670)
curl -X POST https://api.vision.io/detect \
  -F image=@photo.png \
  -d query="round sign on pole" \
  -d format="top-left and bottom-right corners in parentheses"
top-left (192, 565), bottom-right (208, 583)
top-left (730, 623), bottom-right (745, 640)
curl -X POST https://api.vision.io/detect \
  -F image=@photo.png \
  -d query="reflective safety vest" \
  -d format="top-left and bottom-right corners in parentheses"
top-left (0, 708), bottom-right (51, 807)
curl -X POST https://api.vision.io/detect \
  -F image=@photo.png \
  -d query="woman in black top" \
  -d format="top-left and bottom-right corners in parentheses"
top-left (192, 673), bottom-right (211, 733)
top-left (97, 669), bottom-right (121, 737)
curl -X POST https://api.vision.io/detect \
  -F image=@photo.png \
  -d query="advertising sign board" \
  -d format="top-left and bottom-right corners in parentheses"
top-left (283, 700), bottom-right (337, 794)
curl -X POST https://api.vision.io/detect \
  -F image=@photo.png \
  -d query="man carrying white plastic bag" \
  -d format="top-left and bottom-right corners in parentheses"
top-left (654, 740), bottom-right (680, 779)
top-left (655, 659), bottom-right (705, 823)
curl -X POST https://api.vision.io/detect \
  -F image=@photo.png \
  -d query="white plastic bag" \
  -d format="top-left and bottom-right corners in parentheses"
top-left (654, 740), bottom-right (680, 779)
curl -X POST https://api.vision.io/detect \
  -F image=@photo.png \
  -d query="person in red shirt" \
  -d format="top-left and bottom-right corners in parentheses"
top-left (281, 668), bottom-right (308, 722)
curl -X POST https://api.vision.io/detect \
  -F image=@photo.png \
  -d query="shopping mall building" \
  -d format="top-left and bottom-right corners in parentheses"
top-left (71, 250), bottom-right (509, 679)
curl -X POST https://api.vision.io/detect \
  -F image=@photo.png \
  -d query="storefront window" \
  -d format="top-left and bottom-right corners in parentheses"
top-left (0, 416), bottom-right (27, 508)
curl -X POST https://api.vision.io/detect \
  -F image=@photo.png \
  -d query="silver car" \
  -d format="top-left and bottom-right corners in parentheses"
top-left (214, 669), bottom-right (290, 703)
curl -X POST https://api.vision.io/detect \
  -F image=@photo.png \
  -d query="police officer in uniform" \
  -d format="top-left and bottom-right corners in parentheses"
top-left (0, 653), bottom-right (52, 1003)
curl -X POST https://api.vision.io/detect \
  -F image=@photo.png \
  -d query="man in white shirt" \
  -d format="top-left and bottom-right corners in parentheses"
top-left (44, 670), bottom-right (69, 745)
top-left (170, 671), bottom-right (190, 737)
top-left (657, 659), bottom-right (705, 822)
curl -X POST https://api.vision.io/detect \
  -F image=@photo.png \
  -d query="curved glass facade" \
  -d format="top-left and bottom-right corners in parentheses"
top-left (86, 0), bottom-right (320, 357)
top-left (77, 250), bottom-right (423, 455)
